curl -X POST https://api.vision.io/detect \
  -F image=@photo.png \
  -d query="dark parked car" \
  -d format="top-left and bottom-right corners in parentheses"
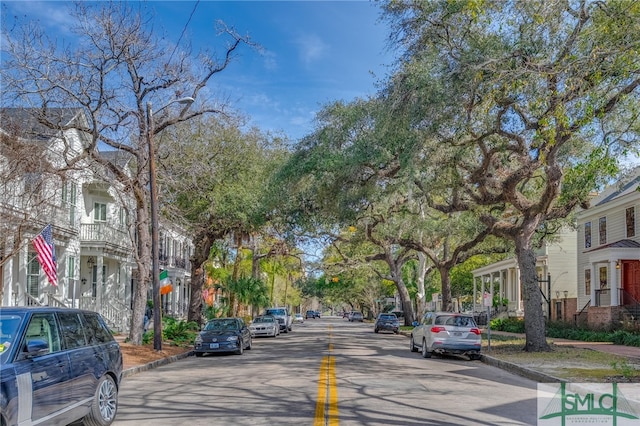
top-left (0, 307), bottom-right (123, 426)
top-left (194, 317), bottom-right (252, 356)
top-left (374, 313), bottom-right (400, 334)
top-left (305, 310), bottom-right (320, 319)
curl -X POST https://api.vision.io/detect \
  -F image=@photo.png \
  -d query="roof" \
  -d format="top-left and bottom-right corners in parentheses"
top-left (0, 108), bottom-right (81, 142)
top-left (584, 239), bottom-right (640, 253)
top-left (593, 167), bottom-right (640, 207)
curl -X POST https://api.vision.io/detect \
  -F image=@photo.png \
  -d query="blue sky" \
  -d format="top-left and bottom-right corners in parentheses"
top-left (2, 1), bottom-right (396, 141)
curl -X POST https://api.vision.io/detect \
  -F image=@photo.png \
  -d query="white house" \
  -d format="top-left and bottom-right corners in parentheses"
top-left (576, 168), bottom-right (640, 329)
top-left (0, 108), bottom-right (193, 332)
top-left (471, 227), bottom-right (578, 322)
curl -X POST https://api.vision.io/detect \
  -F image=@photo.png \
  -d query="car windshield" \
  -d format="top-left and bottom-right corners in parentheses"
top-left (205, 319), bottom-right (239, 331)
top-left (266, 309), bottom-right (285, 316)
top-left (253, 317), bottom-right (273, 323)
top-left (436, 315), bottom-right (476, 327)
top-left (0, 313), bottom-right (24, 362)
top-left (379, 314), bottom-right (397, 320)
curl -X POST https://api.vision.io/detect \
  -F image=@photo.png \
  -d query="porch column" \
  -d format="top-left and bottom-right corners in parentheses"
top-left (590, 263), bottom-right (596, 305)
top-left (96, 256), bottom-right (103, 311)
top-left (610, 260), bottom-right (619, 306)
top-left (2, 256), bottom-right (14, 306)
top-left (473, 276), bottom-right (478, 313)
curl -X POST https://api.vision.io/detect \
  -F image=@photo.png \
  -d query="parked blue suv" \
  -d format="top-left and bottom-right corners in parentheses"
top-left (0, 307), bottom-right (123, 426)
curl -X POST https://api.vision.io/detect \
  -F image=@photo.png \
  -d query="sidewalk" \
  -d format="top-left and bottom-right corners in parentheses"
top-left (487, 330), bottom-right (640, 361)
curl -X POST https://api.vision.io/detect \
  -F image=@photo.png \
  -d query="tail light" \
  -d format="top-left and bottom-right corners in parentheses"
top-left (470, 328), bottom-right (481, 335)
top-left (430, 326), bottom-right (446, 333)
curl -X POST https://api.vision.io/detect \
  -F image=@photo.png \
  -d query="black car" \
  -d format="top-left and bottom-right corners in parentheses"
top-left (374, 313), bottom-right (400, 334)
top-left (194, 318), bottom-right (252, 356)
top-left (305, 310), bottom-right (320, 319)
top-left (0, 307), bottom-right (123, 426)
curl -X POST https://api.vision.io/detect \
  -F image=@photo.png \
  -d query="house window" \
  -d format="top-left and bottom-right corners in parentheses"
top-left (94, 202), bottom-right (107, 222)
top-left (598, 217), bottom-right (607, 245)
top-left (27, 251), bottom-right (40, 298)
top-left (119, 207), bottom-right (128, 227)
top-left (62, 182), bottom-right (77, 226)
top-left (584, 222), bottom-right (591, 249)
top-left (627, 207), bottom-right (636, 238)
top-left (599, 266), bottom-right (608, 289)
top-left (91, 264), bottom-right (107, 298)
top-left (24, 172), bottom-right (42, 197)
top-left (585, 269), bottom-right (591, 295)
top-left (67, 256), bottom-right (75, 279)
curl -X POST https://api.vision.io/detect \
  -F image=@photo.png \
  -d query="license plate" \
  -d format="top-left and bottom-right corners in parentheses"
top-left (210, 343), bottom-right (219, 349)
top-left (453, 332), bottom-right (462, 336)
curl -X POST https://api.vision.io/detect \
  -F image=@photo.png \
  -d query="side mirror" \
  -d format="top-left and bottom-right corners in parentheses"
top-left (25, 339), bottom-right (49, 358)
top-left (412, 321), bottom-right (419, 327)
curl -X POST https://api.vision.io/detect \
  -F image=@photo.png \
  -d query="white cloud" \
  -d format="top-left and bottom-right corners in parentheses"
top-left (294, 33), bottom-right (328, 66)
top-left (7, 2), bottom-right (76, 36)
top-left (261, 50), bottom-right (278, 71)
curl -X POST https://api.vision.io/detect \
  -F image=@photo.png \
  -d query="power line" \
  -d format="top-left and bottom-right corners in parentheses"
top-left (167, 0), bottom-right (200, 65)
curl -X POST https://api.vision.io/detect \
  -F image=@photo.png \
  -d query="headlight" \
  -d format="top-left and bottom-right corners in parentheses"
top-left (226, 335), bottom-right (238, 342)
top-left (195, 335), bottom-right (202, 344)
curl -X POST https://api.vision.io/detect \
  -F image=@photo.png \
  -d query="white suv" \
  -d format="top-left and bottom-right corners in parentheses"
top-left (264, 307), bottom-right (292, 333)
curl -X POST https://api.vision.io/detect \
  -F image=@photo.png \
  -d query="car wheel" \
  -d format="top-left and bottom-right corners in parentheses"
top-left (246, 336), bottom-right (252, 350)
top-left (421, 339), bottom-right (431, 358)
top-left (236, 340), bottom-right (244, 355)
top-left (288, 325), bottom-right (292, 332)
top-left (83, 375), bottom-right (118, 426)
top-left (410, 336), bottom-right (418, 352)
top-left (195, 352), bottom-right (204, 357)
top-left (374, 328), bottom-right (379, 333)
top-left (469, 353), bottom-right (481, 361)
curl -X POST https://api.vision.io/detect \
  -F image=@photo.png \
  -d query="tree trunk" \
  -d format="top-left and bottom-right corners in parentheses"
top-left (516, 230), bottom-right (551, 352)
top-left (187, 231), bottom-right (214, 326)
top-left (395, 278), bottom-right (415, 326)
top-left (416, 253), bottom-right (427, 317)
top-left (127, 199), bottom-right (151, 345)
top-left (440, 266), bottom-right (453, 312)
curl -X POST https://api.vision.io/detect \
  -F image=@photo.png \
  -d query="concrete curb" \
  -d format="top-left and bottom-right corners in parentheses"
top-left (400, 330), bottom-right (566, 383)
top-left (480, 354), bottom-right (567, 383)
top-left (122, 350), bottom-right (193, 378)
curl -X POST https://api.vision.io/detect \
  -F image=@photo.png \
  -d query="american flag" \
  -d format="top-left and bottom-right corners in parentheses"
top-left (33, 224), bottom-right (57, 286)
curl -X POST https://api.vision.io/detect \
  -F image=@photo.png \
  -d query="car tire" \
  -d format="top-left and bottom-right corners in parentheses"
top-left (83, 375), bottom-right (118, 426)
top-left (246, 336), bottom-right (252, 350)
top-left (236, 340), bottom-right (244, 355)
top-left (410, 336), bottom-right (418, 352)
top-left (195, 352), bottom-right (204, 357)
top-left (469, 353), bottom-right (481, 361)
top-left (374, 328), bottom-right (379, 333)
top-left (421, 339), bottom-right (432, 358)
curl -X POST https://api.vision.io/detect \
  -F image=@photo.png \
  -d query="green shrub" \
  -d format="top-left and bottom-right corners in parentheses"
top-left (162, 317), bottom-right (199, 346)
top-left (490, 317), bottom-right (525, 333)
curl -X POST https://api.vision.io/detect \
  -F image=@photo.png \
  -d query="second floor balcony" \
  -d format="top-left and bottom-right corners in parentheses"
top-left (80, 223), bottom-right (130, 256)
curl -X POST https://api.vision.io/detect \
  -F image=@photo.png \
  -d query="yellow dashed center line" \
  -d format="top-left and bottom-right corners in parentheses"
top-left (314, 326), bottom-right (339, 426)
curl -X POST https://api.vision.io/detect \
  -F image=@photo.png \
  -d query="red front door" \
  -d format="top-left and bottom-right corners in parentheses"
top-left (622, 260), bottom-right (640, 304)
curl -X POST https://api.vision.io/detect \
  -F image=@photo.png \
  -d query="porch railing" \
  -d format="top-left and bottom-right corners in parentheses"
top-left (46, 293), bottom-right (68, 308)
top-left (25, 294), bottom-right (43, 306)
top-left (573, 299), bottom-right (590, 326)
top-left (80, 223), bottom-right (129, 247)
top-left (101, 299), bottom-right (132, 333)
top-left (594, 288), bottom-right (611, 306)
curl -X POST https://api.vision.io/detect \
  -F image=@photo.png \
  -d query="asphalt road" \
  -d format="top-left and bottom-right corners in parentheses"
top-left (113, 317), bottom-right (539, 425)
